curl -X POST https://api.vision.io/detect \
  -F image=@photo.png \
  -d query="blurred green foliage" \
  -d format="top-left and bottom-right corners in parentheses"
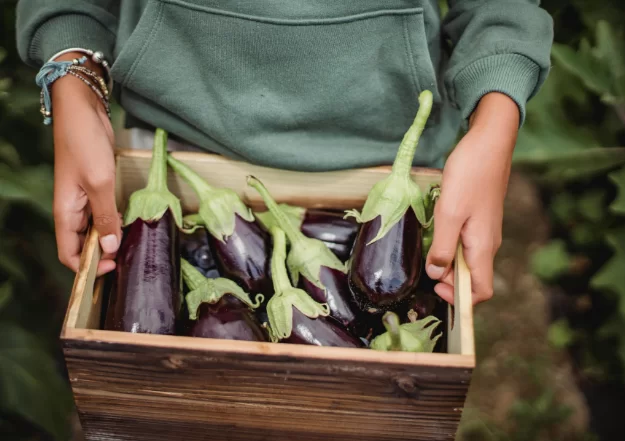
top-left (0, 3), bottom-right (74, 441)
top-left (517, 1), bottom-right (625, 388)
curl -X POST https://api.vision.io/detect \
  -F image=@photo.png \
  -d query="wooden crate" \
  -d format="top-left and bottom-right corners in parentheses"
top-left (61, 149), bottom-right (475, 441)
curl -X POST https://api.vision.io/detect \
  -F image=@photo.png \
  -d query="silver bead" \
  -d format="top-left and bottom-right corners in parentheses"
top-left (92, 51), bottom-right (104, 64)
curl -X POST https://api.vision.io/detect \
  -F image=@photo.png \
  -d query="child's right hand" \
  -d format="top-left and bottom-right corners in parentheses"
top-left (51, 53), bottom-right (121, 276)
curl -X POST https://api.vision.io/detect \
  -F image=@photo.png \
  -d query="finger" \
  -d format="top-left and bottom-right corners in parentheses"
top-left (462, 226), bottom-right (495, 304)
top-left (55, 206), bottom-right (89, 272)
top-left (426, 198), bottom-right (464, 281)
top-left (84, 174), bottom-right (122, 256)
top-left (96, 259), bottom-right (116, 277)
top-left (434, 282), bottom-right (454, 305)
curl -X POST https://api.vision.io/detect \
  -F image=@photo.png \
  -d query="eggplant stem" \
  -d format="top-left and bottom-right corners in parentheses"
top-left (167, 155), bottom-right (216, 196)
top-left (391, 91), bottom-right (433, 177)
top-left (382, 312), bottom-right (403, 351)
top-left (145, 129), bottom-right (169, 192)
top-left (269, 226), bottom-right (293, 293)
top-left (181, 259), bottom-right (205, 291)
top-left (247, 176), bottom-right (306, 248)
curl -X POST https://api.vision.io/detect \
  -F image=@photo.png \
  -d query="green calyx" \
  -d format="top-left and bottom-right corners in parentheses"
top-left (247, 176), bottom-right (345, 290)
top-left (123, 129), bottom-right (184, 228)
top-left (345, 90), bottom-right (433, 244)
top-left (167, 155), bottom-right (254, 242)
top-left (265, 227), bottom-right (330, 342)
top-left (370, 311), bottom-right (442, 353)
top-left (181, 259), bottom-right (263, 320)
top-left (255, 204), bottom-right (306, 232)
top-left (422, 184), bottom-right (440, 258)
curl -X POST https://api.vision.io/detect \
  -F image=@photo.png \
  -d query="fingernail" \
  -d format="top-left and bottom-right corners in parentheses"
top-left (427, 264), bottom-right (445, 280)
top-left (100, 234), bottom-right (119, 254)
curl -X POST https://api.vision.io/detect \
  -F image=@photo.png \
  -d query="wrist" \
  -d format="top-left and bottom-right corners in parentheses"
top-left (467, 92), bottom-right (520, 156)
top-left (469, 92), bottom-right (520, 133)
top-left (49, 53), bottom-right (108, 113)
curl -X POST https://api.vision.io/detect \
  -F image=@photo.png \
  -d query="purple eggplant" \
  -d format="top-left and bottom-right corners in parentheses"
top-left (264, 226), bottom-right (363, 348)
top-left (247, 177), bottom-right (362, 333)
top-left (256, 206), bottom-right (359, 259)
top-left (345, 90), bottom-right (434, 312)
top-left (105, 129), bottom-right (183, 334)
top-left (370, 311), bottom-right (442, 353)
top-left (167, 156), bottom-right (272, 297)
top-left (181, 258), bottom-right (267, 341)
top-left (180, 229), bottom-right (220, 278)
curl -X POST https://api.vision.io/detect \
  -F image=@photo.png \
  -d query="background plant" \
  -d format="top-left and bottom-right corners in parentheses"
top-left (1, 1), bottom-right (624, 440)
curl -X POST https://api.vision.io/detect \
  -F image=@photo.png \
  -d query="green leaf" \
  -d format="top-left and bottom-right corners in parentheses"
top-left (548, 318), bottom-right (578, 349)
top-left (0, 164), bottom-right (53, 218)
top-left (530, 240), bottom-right (573, 282)
top-left (514, 147), bottom-right (625, 184)
top-left (552, 21), bottom-right (625, 105)
top-left (550, 192), bottom-right (577, 225)
top-left (0, 281), bottom-right (13, 312)
top-left (608, 166), bottom-right (625, 214)
top-left (577, 189), bottom-right (607, 223)
top-left (591, 228), bottom-right (625, 319)
top-left (0, 242), bottom-right (27, 281)
top-left (0, 140), bottom-right (21, 167)
top-left (0, 324), bottom-right (72, 441)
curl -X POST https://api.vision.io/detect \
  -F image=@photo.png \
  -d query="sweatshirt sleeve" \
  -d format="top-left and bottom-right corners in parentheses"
top-left (442, 0), bottom-right (554, 126)
top-left (16, 0), bottom-right (119, 67)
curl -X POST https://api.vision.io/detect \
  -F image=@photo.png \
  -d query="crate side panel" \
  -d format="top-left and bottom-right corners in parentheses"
top-left (64, 339), bottom-right (471, 441)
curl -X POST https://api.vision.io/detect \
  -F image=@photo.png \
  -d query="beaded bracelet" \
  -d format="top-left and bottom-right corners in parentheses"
top-left (66, 70), bottom-right (111, 119)
top-left (36, 56), bottom-right (110, 124)
top-left (47, 48), bottom-right (113, 93)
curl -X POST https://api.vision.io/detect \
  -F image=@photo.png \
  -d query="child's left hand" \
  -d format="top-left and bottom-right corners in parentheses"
top-left (425, 92), bottom-right (520, 305)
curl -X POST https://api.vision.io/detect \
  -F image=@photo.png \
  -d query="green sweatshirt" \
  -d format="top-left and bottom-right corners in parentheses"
top-left (16, 0), bottom-right (553, 171)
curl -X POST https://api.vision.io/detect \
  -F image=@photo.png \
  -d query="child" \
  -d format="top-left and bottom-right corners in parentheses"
top-left (16, 0), bottom-right (554, 304)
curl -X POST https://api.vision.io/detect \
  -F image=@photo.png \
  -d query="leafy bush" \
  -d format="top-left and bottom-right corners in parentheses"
top-left (516, 1), bottom-right (625, 384)
top-left (0, 5), bottom-right (74, 440)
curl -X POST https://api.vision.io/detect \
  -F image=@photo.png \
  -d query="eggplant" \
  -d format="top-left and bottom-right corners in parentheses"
top-left (264, 226), bottom-right (363, 348)
top-left (105, 129), bottom-right (183, 334)
top-left (370, 311), bottom-right (441, 353)
top-left (167, 156), bottom-right (272, 297)
top-left (256, 205), bottom-right (359, 259)
top-left (180, 229), bottom-right (220, 278)
top-left (345, 90), bottom-right (434, 312)
top-left (247, 177), bottom-right (362, 333)
top-left (181, 258), bottom-right (267, 341)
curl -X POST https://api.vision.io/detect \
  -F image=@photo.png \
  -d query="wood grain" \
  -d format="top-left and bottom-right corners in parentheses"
top-left (63, 227), bottom-right (102, 330)
top-left (63, 149), bottom-right (474, 441)
top-left (448, 246), bottom-right (475, 356)
top-left (63, 333), bottom-right (471, 441)
top-left (114, 148), bottom-right (442, 213)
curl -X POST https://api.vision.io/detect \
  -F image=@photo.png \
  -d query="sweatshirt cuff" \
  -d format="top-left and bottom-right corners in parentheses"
top-left (452, 53), bottom-right (541, 128)
top-left (27, 14), bottom-right (115, 67)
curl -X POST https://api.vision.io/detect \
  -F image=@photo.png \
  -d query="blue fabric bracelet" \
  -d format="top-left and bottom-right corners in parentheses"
top-left (35, 56), bottom-right (87, 125)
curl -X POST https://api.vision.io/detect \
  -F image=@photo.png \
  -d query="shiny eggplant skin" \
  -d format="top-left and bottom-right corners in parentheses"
top-left (297, 266), bottom-right (361, 333)
top-left (395, 292), bottom-right (441, 323)
top-left (188, 296), bottom-right (268, 341)
top-left (322, 241), bottom-right (351, 262)
top-left (105, 210), bottom-right (181, 334)
top-left (282, 308), bottom-right (364, 347)
top-left (180, 229), bottom-right (220, 278)
top-left (301, 210), bottom-right (359, 245)
top-left (208, 215), bottom-right (272, 296)
top-left (348, 209), bottom-right (423, 311)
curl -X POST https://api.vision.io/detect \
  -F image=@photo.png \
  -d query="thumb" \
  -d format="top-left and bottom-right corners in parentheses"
top-left (426, 201), bottom-right (464, 281)
top-left (86, 179), bottom-right (121, 255)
